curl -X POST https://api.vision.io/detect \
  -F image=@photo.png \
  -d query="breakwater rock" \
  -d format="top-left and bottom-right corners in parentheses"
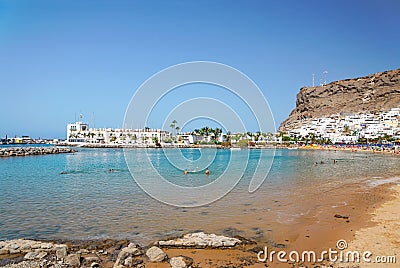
top-left (0, 147), bottom-right (76, 157)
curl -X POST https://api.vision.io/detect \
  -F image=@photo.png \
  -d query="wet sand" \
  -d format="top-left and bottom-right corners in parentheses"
top-left (170, 180), bottom-right (400, 267)
top-left (136, 178), bottom-right (400, 268)
top-left (156, 180), bottom-right (398, 268)
top-left (336, 184), bottom-right (400, 268)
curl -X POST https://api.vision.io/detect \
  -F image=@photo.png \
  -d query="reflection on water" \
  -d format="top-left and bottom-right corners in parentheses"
top-left (0, 148), bottom-right (399, 244)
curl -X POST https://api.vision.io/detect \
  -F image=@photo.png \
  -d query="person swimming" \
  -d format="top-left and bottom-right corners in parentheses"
top-left (205, 168), bottom-right (210, 176)
top-left (184, 169), bottom-right (188, 175)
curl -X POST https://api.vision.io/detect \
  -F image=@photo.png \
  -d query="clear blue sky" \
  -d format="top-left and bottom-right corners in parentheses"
top-left (0, 0), bottom-right (399, 138)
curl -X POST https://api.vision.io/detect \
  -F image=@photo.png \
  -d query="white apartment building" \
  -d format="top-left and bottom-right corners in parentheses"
top-left (66, 121), bottom-right (170, 145)
top-left (287, 108), bottom-right (400, 143)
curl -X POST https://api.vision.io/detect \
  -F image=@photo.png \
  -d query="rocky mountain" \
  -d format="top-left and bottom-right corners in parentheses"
top-left (279, 68), bottom-right (400, 131)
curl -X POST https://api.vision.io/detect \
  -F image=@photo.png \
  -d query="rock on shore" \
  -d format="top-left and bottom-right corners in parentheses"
top-left (0, 147), bottom-right (76, 157)
top-left (158, 232), bottom-right (242, 248)
top-left (0, 233), bottom-right (242, 268)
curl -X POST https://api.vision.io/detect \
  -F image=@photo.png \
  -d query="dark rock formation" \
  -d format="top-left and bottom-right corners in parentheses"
top-left (0, 147), bottom-right (76, 157)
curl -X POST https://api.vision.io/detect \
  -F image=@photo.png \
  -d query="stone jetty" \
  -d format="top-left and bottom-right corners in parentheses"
top-left (0, 147), bottom-right (76, 157)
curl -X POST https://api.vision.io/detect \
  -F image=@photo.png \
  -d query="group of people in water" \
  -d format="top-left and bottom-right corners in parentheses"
top-left (184, 168), bottom-right (210, 176)
top-left (62, 167), bottom-right (209, 175)
top-left (315, 159), bottom-right (337, 165)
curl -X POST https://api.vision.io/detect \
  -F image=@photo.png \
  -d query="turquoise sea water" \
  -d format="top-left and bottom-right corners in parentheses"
top-left (1, 147), bottom-right (400, 244)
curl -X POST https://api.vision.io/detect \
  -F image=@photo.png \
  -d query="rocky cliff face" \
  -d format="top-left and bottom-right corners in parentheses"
top-left (279, 69), bottom-right (400, 131)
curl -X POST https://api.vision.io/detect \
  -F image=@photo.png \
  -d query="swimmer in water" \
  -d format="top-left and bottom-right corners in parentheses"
top-left (205, 168), bottom-right (210, 176)
top-left (184, 169), bottom-right (188, 175)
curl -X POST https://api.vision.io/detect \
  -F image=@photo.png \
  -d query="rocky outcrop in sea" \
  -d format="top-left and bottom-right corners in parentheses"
top-left (0, 147), bottom-right (76, 157)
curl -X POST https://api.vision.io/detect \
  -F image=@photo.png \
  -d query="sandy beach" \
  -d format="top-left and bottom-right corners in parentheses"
top-left (336, 185), bottom-right (400, 268)
top-left (1, 174), bottom-right (399, 267)
top-left (301, 144), bottom-right (400, 157)
top-left (158, 179), bottom-right (400, 268)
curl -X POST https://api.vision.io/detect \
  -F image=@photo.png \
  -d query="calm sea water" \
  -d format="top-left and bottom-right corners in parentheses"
top-left (1, 147), bottom-right (399, 244)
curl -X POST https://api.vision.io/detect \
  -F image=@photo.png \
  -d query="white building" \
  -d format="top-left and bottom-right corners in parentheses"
top-left (66, 121), bottom-right (170, 145)
top-left (67, 121), bottom-right (89, 143)
top-left (286, 108), bottom-right (400, 144)
top-left (177, 132), bottom-right (223, 145)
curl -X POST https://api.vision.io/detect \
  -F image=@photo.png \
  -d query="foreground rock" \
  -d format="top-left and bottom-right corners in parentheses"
top-left (145, 246), bottom-right (167, 262)
top-left (0, 147), bottom-right (76, 157)
top-left (169, 256), bottom-right (193, 268)
top-left (0, 239), bottom-right (65, 267)
top-left (0, 233), bottom-right (241, 267)
top-left (113, 243), bottom-right (143, 268)
top-left (0, 239), bottom-right (117, 268)
top-left (158, 232), bottom-right (241, 248)
top-left (0, 239), bottom-right (61, 255)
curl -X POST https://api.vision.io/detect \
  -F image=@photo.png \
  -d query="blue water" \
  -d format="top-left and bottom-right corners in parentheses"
top-left (1, 148), bottom-right (399, 244)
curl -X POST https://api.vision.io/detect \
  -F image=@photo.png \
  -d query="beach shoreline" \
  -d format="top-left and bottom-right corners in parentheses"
top-left (53, 142), bottom-right (400, 157)
top-left (300, 144), bottom-right (400, 157)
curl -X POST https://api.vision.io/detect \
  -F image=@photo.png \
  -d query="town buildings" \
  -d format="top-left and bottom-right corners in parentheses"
top-left (286, 108), bottom-right (400, 143)
top-left (66, 121), bottom-right (170, 145)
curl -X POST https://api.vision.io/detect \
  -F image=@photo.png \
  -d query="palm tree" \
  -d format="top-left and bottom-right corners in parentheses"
top-left (190, 129), bottom-right (199, 136)
top-left (213, 127), bottom-right (222, 142)
top-left (265, 132), bottom-right (273, 141)
top-left (308, 132), bottom-right (316, 144)
top-left (232, 134), bottom-right (241, 143)
top-left (254, 131), bottom-right (262, 141)
top-left (201, 127), bottom-right (211, 137)
top-left (175, 126), bottom-right (180, 135)
top-left (170, 120), bottom-right (177, 137)
top-left (224, 131), bottom-right (232, 142)
top-left (246, 132), bottom-right (253, 140)
top-left (152, 136), bottom-right (159, 144)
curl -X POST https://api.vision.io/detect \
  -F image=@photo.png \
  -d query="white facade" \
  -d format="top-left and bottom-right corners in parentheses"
top-left (67, 121), bottom-right (89, 143)
top-left (67, 121), bottom-right (170, 145)
top-left (287, 108), bottom-right (400, 143)
top-left (177, 133), bottom-right (223, 145)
